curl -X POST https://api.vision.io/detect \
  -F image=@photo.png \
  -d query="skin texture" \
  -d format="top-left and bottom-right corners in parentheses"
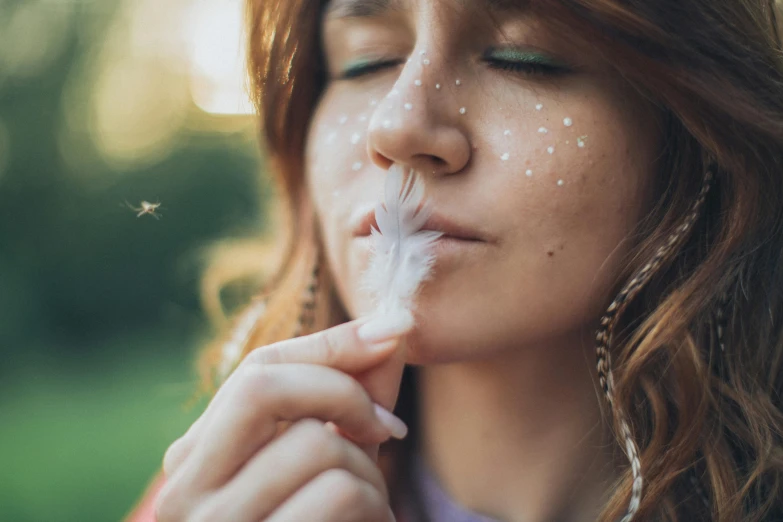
top-left (307, 0), bottom-right (660, 365)
top-left (304, 1), bottom-right (663, 520)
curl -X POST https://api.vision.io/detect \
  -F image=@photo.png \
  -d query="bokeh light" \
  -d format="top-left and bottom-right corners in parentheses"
top-left (185, 0), bottom-right (254, 115)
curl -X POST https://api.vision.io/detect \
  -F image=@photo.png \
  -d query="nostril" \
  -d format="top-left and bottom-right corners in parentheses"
top-left (412, 154), bottom-right (448, 174)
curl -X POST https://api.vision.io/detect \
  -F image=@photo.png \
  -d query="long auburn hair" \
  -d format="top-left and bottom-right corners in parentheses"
top-left (195, 1), bottom-right (783, 520)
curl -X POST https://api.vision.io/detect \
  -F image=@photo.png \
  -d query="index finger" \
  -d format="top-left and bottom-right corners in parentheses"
top-left (245, 312), bottom-right (413, 370)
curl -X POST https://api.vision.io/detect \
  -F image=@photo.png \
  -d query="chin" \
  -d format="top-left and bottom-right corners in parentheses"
top-left (402, 321), bottom-right (492, 366)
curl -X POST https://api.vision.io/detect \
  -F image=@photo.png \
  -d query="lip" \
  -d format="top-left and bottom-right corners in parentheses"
top-left (351, 207), bottom-right (487, 242)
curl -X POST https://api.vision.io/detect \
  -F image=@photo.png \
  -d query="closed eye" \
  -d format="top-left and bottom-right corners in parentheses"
top-left (340, 58), bottom-right (403, 79)
top-left (484, 48), bottom-right (571, 77)
top-left (485, 59), bottom-right (568, 76)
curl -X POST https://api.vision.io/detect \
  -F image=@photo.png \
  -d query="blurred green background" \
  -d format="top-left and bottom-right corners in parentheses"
top-left (0, 1), bottom-right (271, 520)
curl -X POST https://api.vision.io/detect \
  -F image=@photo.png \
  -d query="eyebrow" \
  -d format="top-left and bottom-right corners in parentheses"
top-left (324, 0), bottom-right (529, 20)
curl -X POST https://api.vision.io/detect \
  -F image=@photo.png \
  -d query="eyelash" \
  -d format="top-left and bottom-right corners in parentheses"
top-left (340, 55), bottom-right (567, 80)
top-left (341, 59), bottom-right (403, 79)
top-left (484, 58), bottom-right (567, 76)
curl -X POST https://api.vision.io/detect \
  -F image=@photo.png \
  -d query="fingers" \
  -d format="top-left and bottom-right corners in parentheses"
top-left (265, 468), bottom-right (395, 522)
top-left (177, 363), bottom-right (405, 491)
top-left (245, 315), bottom-right (411, 371)
top-left (207, 419), bottom-right (389, 521)
top-left (163, 316), bottom-right (412, 476)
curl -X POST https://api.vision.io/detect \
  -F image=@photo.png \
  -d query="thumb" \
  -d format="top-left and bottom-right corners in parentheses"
top-left (354, 339), bottom-right (407, 412)
top-left (350, 338), bottom-right (408, 463)
top-left (359, 341), bottom-right (407, 462)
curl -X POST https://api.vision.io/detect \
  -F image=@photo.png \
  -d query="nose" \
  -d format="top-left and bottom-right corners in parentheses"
top-left (367, 61), bottom-right (471, 176)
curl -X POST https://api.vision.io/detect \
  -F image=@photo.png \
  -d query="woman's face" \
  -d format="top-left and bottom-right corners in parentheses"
top-left (305, 0), bottom-right (660, 363)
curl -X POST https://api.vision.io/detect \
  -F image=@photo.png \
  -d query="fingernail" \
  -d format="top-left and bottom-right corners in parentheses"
top-left (373, 404), bottom-right (408, 439)
top-left (357, 312), bottom-right (413, 344)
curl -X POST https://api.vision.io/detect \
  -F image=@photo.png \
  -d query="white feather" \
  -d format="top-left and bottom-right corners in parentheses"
top-left (362, 165), bottom-right (442, 326)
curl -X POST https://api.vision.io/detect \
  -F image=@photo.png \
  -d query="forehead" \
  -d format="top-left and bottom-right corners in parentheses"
top-left (324, 0), bottom-right (529, 19)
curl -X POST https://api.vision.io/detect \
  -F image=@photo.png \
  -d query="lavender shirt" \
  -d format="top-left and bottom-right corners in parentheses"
top-left (403, 454), bottom-right (503, 522)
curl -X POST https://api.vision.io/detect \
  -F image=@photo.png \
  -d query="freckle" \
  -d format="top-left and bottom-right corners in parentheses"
top-left (526, 169), bottom-right (533, 176)
top-left (535, 103), bottom-right (543, 111)
top-left (404, 103), bottom-right (413, 111)
top-left (382, 120), bottom-right (392, 129)
top-left (459, 107), bottom-right (467, 114)
top-left (350, 132), bottom-right (361, 144)
top-left (504, 129), bottom-right (511, 136)
top-left (352, 161), bottom-right (363, 171)
top-left (501, 152), bottom-right (510, 161)
top-left (538, 127), bottom-right (548, 134)
top-left (456, 79), bottom-right (462, 86)
top-left (557, 179), bottom-right (565, 186)
top-left (563, 117), bottom-right (573, 127)
top-left (339, 115), bottom-right (348, 124)
top-left (423, 59), bottom-right (431, 65)
top-left (435, 83), bottom-right (441, 89)
top-left (547, 250), bottom-right (554, 257)
top-left (547, 146), bottom-right (555, 154)
top-left (414, 79), bottom-right (422, 86)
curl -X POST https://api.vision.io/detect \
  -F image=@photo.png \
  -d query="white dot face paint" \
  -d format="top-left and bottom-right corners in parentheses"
top-left (390, 89), bottom-right (399, 96)
top-left (564, 117), bottom-right (573, 127)
top-left (538, 127), bottom-right (548, 134)
top-left (557, 179), bottom-right (565, 186)
top-left (577, 135), bottom-right (588, 148)
top-left (456, 79), bottom-right (462, 86)
top-left (436, 83), bottom-right (441, 90)
top-left (547, 146), bottom-right (555, 154)
top-left (339, 115), bottom-right (348, 124)
top-left (350, 132), bottom-right (361, 145)
top-left (370, 99), bottom-right (378, 106)
top-left (404, 103), bottom-right (413, 111)
top-left (308, 13), bottom-right (664, 371)
top-left (414, 79), bottom-right (422, 86)
top-left (423, 59), bottom-right (430, 65)
top-left (358, 115), bottom-right (367, 122)
top-left (459, 107), bottom-right (467, 114)
top-left (326, 131), bottom-right (337, 144)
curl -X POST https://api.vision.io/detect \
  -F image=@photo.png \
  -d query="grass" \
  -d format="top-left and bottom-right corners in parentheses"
top-left (0, 331), bottom-right (209, 522)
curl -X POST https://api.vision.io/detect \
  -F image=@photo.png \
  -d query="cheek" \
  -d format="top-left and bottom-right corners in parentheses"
top-left (467, 97), bottom-right (657, 338)
top-left (305, 95), bottom-right (379, 318)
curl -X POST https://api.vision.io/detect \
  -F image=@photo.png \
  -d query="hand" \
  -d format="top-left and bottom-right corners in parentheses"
top-left (155, 316), bottom-right (412, 522)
